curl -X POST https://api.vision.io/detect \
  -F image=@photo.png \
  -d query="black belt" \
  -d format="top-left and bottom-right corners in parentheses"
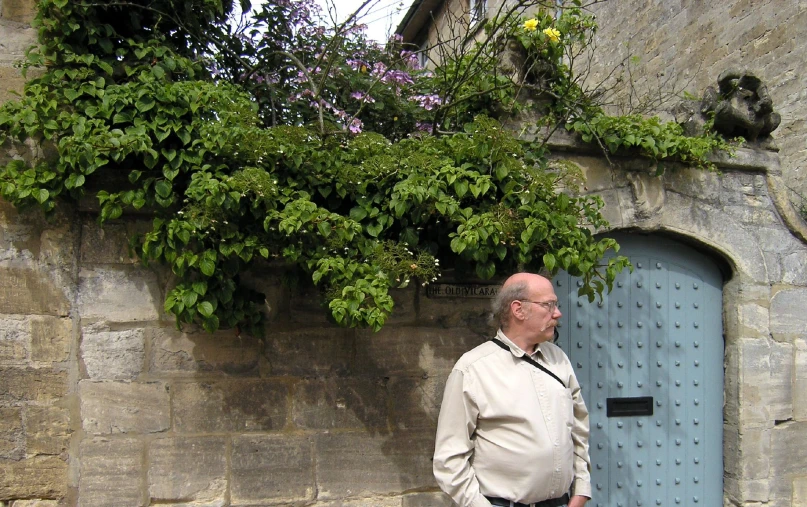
top-left (486, 493), bottom-right (570, 507)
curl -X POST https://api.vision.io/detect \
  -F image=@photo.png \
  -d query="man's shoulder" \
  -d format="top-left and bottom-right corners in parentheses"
top-left (453, 340), bottom-right (502, 372)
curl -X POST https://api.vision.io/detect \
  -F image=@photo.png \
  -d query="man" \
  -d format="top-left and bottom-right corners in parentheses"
top-left (433, 272), bottom-right (591, 507)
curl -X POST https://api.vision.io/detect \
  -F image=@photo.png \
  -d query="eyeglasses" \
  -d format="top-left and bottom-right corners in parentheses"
top-left (519, 299), bottom-right (561, 313)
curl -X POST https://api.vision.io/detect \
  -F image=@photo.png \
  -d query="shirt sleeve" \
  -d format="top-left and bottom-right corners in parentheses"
top-left (568, 369), bottom-right (592, 498)
top-left (433, 369), bottom-right (492, 507)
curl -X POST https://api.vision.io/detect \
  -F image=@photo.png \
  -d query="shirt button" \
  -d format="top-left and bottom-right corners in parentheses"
top-left (556, 468), bottom-right (561, 472)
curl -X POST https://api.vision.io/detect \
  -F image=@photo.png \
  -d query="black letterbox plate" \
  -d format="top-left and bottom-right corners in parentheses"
top-left (606, 396), bottom-right (654, 417)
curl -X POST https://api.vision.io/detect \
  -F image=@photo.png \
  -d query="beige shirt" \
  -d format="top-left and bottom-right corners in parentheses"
top-left (433, 330), bottom-right (592, 507)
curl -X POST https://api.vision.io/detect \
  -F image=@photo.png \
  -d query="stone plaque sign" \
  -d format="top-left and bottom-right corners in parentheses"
top-left (424, 283), bottom-right (499, 299)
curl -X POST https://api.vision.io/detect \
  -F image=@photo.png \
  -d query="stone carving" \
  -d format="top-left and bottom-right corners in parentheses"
top-left (677, 69), bottom-right (780, 148)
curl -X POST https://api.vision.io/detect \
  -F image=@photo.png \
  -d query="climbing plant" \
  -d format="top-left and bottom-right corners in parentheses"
top-left (1, 0), bottom-right (729, 334)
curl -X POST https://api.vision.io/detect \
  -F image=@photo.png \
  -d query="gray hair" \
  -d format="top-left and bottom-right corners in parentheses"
top-left (491, 281), bottom-right (529, 329)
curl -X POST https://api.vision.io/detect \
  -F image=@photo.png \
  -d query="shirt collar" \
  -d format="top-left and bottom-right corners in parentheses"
top-left (496, 329), bottom-right (542, 358)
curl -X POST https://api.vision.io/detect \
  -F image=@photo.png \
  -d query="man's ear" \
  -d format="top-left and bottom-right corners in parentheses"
top-left (510, 300), bottom-right (526, 322)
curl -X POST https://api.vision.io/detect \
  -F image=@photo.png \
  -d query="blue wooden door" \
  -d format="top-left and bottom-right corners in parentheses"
top-left (555, 234), bottom-right (724, 507)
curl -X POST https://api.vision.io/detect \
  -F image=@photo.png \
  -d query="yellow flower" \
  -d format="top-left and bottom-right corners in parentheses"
top-left (543, 27), bottom-right (561, 43)
top-left (523, 19), bottom-right (539, 31)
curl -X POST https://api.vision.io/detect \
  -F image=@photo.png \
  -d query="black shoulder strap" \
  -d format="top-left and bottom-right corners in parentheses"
top-left (491, 338), bottom-right (566, 388)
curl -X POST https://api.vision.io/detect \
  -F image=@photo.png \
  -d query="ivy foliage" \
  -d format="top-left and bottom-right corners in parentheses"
top-left (1, 0), bottom-right (736, 334)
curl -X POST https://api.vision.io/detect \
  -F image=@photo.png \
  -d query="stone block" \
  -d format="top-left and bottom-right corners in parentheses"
top-left (627, 170), bottom-right (665, 219)
top-left (0, 67), bottom-right (28, 105)
top-left (148, 436), bottom-right (227, 505)
top-left (0, 316), bottom-right (28, 363)
top-left (79, 380), bottom-right (169, 435)
top-left (315, 431), bottom-right (436, 499)
top-left (81, 329), bottom-right (145, 380)
top-left (148, 327), bottom-right (261, 375)
top-left (664, 166), bottom-right (721, 204)
top-left (0, 408), bottom-right (23, 460)
top-left (79, 437), bottom-right (143, 507)
top-left (9, 500), bottom-right (60, 506)
top-left (794, 475), bottom-right (807, 507)
top-left (30, 317), bottom-right (72, 363)
top-left (25, 406), bottom-right (70, 456)
top-left (736, 303), bottom-right (769, 339)
top-left (231, 435), bottom-right (314, 505)
top-left (0, 368), bottom-right (67, 403)
top-left (1, 0), bottom-right (37, 24)
top-left (770, 421), bottom-right (807, 478)
top-left (79, 223), bottom-right (136, 264)
top-left (389, 375), bottom-right (446, 431)
top-left (0, 456), bottom-right (67, 501)
top-left (781, 251), bottom-right (807, 285)
top-left (402, 492), bottom-right (453, 507)
top-left (172, 380), bottom-right (288, 433)
top-left (354, 327), bottom-right (485, 377)
top-left (796, 339), bottom-right (807, 421)
top-left (0, 456), bottom-right (67, 500)
top-left (739, 338), bottom-right (772, 426)
top-left (738, 426), bottom-right (770, 480)
top-left (313, 498), bottom-right (401, 507)
top-left (770, 288), bottom-right (807, 337)
top-left (768, 340), bottom-right (793, 422)
top-left (0, 268), bottom-right (70, 316)
top-left (264, 328), bottom-right (355, 377)
top-left (77, 267), bottom-right (160, 323)
top-left (292, 377), bottom-right (388, 430)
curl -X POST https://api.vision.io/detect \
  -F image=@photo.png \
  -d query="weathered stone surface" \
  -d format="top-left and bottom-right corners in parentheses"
top-left (794, 475), bottom-right (807, 507)
top-left (0, 407), bottom-right (23, 459)
top-left (739, 338), bottom-right (772, 426)
top-left (316, 431), bottom-right (435, 499)
top-left (770, 422), bottom-right (807, 479)
top-left (0, 316), bottom-right (28, 363)
top-left (25, 406), bottom-right (70, 456)
top-left (738, 427), bottom-right (771, 480)
top-left (148, 327), bottom-right (261, 375)
top-left (0, 268), bottom-right (70, 316)
top-left (627, 170), bottom-right (665, 219)
top-left (355, 327), bottom-right (484, 377)
top-left (389, 375), bottom-right (446, 431)
top-left (781, 250), bottom-right (807, 285)
top-left (172, 380), bottom-right (288, 433)
top-left (292, 377), bottom-right (388, 430)
top-left (769, 340), bottom-right (793, 422)
top-left (402, 492), bottom-right (453, 507)
top-left (1, 0), bottom-right (38, 24)
top-left (81, 329), bottom-right (145, 380)
top-left (264, 328), bottom-right (355, 377)
top-left (30, 316), bottom-right (72, 363)
top-left (79, 223), bottom-right (136, 264)
top-left (736, 302), bottom-right (769, 339)
top-left (664, 166), bottom-right (722, 204)
top-left (9, 500), bottom-right (60, 506)
top-left (0, 368), bottom-right (67, 402)
top-left (770, 287), bottom-right (807, 337)
top-left (77, 267), bottom-right (160, 323)
top-left (0, 67), bottom-right (28, 105)
top-left (312, 498), bottom-right (401, 507)
top-left (795, 339), bottom-right (807, 421)
top-left (148, 436), bottom-right (227, 506)
top-left (79, 380), bottom-right (169, 435)
top-left (79, 437), bottom-right (143, 507)
top-left (231, 435), bottom-right (314, 505)
top-left (0, 456), bottom-right (67, 501)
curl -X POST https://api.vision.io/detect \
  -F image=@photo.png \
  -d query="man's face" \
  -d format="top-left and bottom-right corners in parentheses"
top-left (522, 279), bottom-right (562, 344)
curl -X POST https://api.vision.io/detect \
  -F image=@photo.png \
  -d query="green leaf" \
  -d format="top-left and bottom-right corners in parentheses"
top-left (135, 95), bottom-right (155, 113)
top-left (349, 207), bottom-right (368, 221)
top-left (182, 291), bottom-right (198, 308)
top-left (155, 180), bottom-right (172, 198)
top-left (200, 258), bottom-right (215, 276)
top-left (151, 64), bottom-right (165, 79)
top-left (317, 221), bottom-right (332, 237)
top-left (543, 253), bottom-right (556, 271)
top-left (192, 281), bottom-right (207, 295)
top-left (35, 189), bottom-right (50, 204)
top-left (197, 301), bottom-right (214, 317)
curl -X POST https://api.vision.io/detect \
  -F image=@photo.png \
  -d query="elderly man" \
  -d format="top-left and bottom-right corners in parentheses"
top-left (433, 272), bottom-right (591, 507)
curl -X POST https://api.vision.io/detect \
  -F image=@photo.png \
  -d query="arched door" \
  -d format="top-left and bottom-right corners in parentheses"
top-left (555, 234), bottom-right (724, 507)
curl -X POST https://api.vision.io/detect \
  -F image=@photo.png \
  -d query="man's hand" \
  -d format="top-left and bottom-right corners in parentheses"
top-left (568, 495), bottom-right (588, 507)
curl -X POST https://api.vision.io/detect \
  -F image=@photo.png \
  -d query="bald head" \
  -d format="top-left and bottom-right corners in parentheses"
top-left (492, 273), bottom-right (555, 330)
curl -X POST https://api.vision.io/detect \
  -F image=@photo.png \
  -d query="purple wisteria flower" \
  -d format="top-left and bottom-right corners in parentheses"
top-left (410, 94), bottom-right (442, 111)
top-left (348, 118), bottom-right (363, 134)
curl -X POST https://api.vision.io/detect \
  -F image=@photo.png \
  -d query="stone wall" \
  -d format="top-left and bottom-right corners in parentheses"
top-left (3, 0), bottom-right (807, 506)
top-left (583, 0), bottom-right (807, 209)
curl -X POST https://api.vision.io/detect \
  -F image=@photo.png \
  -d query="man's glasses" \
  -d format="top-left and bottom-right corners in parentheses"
top-left (519, 300), bottom-right (561, 313)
